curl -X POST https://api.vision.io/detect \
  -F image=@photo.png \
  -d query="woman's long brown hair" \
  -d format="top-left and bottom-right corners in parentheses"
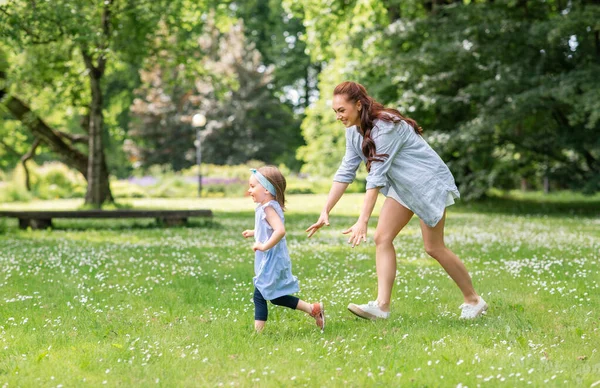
top-left (333, 81), bottom-right (422, 171)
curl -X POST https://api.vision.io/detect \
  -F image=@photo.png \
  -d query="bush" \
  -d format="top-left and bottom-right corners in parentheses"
top-left (31, 162), bottom-right (86, 200)
top-left (110, 180), bottom-right (148, 199)
top-left (0, 182), bottom-right (33, 202)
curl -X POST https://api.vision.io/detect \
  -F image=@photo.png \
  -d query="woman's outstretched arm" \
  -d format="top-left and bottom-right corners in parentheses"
top-left (342, 187), bottom-right (380, 247)
top-left (306, 181), bottom-right (349, 237)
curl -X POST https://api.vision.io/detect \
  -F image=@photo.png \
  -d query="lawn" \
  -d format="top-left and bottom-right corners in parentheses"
top-left (0, 193), bottom-right (598, 386)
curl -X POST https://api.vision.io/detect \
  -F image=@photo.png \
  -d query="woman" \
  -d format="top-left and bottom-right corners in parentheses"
top-left (305, 81), bottom-right (487, 320)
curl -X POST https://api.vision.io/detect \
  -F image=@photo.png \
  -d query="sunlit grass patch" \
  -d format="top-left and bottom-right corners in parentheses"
top-left (0, 194), bottom-right (598, 386)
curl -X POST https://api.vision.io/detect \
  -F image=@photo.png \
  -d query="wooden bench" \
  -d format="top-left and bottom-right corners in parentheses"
top-left (0, 209), bottom-right (213, 229)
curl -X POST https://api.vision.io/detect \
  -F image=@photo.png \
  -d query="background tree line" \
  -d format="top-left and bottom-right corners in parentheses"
top-left (1, 0), bottom-right (598, 206)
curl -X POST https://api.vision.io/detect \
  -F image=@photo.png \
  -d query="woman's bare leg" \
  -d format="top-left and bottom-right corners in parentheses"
top-left (373, 198), bottom-right (414, 312)
top-left (420, 211), bottom-right (479, 305)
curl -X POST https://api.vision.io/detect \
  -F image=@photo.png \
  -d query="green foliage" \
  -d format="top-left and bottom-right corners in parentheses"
top-left (234, 0), bottom-right (315, 109)
top-left (0, 0), bottom-right (212, 201)
top-left (294, 0), bottom-right (600, 197)
top-left (376, 1), bottom-right (600, 196)
top-left (29, 162), bottom-right (87, 200)
top-left (2, 0), bottom-right (598, 199)
top-left (128, 14), bottom-right (304, 170)
top-left (0, 182), bottom-right (32, 202)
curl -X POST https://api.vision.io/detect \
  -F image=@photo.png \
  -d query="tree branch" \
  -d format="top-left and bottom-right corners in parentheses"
top-left (582, 149), bottom-right (599, 173)
top-left (498, 135), bottom-right (571, 166)
top-left (20, 137), bottom-right (41, 191)
top-left (56, 130), bottom-right (89, 144)
top-left (0, 138), bottom-right (21, 157)
top-left (0, 93), bottom-right (88, 178)
top-left (80, 45), bottom-right (97, 76)
top-left (594, 30), bottom-right (600, 62)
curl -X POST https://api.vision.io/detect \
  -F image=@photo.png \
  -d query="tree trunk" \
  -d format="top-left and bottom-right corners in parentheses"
top-left (82, 1), bottom-right (114, 207)
top-left (84, 72), bottom-right (113, 206)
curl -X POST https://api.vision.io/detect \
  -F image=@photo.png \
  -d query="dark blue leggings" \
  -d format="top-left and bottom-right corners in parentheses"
top-left (253, 287), bottom-right (299, 321)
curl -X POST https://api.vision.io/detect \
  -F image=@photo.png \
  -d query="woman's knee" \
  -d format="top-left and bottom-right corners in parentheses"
top-left (374, 230), bottom-right (395, 246)
top-left (424, 244), bottom-right (446, 258)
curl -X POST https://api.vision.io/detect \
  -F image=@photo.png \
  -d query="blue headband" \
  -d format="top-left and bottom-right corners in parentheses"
top-left (250, 169), bottom-right (277, 197)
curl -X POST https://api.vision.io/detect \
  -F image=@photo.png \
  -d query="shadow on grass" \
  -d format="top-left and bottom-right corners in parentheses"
top-left (455, 195), bottom-right (600, 218)
top-left (43, 217), bottom-right (224, 231)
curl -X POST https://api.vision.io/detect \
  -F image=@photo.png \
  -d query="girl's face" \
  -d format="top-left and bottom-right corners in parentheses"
top-left (248, 175), bottom-right (271, 204)
top-left (332, 94), bottom-right (362, 128)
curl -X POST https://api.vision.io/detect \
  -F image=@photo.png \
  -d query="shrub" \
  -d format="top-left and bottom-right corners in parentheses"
top-left (0, 182), bottom-right (33, 202)
top-left (31, 162), bottom-right (86, 199)
top-left (110, 180), bottom-right (148, 199)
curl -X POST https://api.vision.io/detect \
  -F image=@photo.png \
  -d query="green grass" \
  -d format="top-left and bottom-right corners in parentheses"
top-left (0, 193), bottom-right (599, 386)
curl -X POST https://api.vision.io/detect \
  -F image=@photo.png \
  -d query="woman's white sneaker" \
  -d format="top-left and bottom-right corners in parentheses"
top-left (459, 297), bottom-right (488, 319)
top-left (347, 301), bottom-right (390, 320)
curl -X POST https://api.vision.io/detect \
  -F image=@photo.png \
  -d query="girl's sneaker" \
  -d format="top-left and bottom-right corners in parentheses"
top-left (459, 297), bottom-right (488, 319)
top-left (347, 301), bottom-right (390, 320)
top-left (311, 302), bottom-right (325, 331)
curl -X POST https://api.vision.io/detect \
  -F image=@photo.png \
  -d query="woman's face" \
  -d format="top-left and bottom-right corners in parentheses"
top-left (332, 94), bottom-right (362, 128)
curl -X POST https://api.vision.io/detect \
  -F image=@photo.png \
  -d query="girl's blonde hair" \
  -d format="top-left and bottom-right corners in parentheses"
top-left (259, 165), bottom-right (286, 211)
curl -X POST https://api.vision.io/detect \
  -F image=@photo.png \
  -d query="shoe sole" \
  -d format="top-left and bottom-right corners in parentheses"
top-left (320, 302), bottom-right (325, 331)
top-left (347, 304), bottom-right (379, 320)
top-left (477, 303), bottom-right (489, 317)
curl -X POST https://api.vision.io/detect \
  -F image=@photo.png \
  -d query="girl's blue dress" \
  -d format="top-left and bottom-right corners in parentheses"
top-left (253, 200), bottom-right (299, 300)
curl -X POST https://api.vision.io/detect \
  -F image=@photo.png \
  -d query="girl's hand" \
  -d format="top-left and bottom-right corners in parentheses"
top-left (242, 229), bottom-right (254, 238)
top-left (305, 212), bottom-right (330, 238)
top-left (342, 220), bottom-right (368, 248)
top-left (252, 242), bottom-right (265, 252)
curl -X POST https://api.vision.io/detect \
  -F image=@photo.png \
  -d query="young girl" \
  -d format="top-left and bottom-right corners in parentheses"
top-left (242, 166), bottom-right (325, 332)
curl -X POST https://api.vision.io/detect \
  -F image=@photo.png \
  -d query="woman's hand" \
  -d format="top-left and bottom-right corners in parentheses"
top-left (342, 220), bottom-right (368, 248)
top-left (305, 212), bottom-right (330, 238)
top-left (252, 242), bottom-right (266, 252)
top-left (242, 229), bottom-right (254, 238)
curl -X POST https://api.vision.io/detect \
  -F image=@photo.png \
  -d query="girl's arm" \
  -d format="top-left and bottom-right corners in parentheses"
top-left (306, 181), bottom-right (349, 237)
top-left (342, 187), bottom-right (380, 247)
top-left (242, 229), bottom-right (255, 238)
top-left (253, 206), bottom-right (285, 251)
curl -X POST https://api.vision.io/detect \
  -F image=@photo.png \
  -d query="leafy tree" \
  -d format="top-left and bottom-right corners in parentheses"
top-left (284, 0), bottom-right (391, 176)
top-left (291, 0), bottom-right (600, 196)
top-left (0, 0), bottom-right (190, 206)
top-left (232, 0), bottom-right (318, 110)
top-left (372, 0), bottom-right (600, 196)
top-left (128, 15), bottom-right (303, 169)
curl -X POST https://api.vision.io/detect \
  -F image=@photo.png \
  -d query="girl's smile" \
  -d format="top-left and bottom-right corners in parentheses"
top-left (248, 175), bottom-right (272, 205)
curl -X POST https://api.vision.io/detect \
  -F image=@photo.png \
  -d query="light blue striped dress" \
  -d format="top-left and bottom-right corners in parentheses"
top-left (333, 118), bottom-right (460, 227)
top-left (253, 200), bottom-right (299, 300)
